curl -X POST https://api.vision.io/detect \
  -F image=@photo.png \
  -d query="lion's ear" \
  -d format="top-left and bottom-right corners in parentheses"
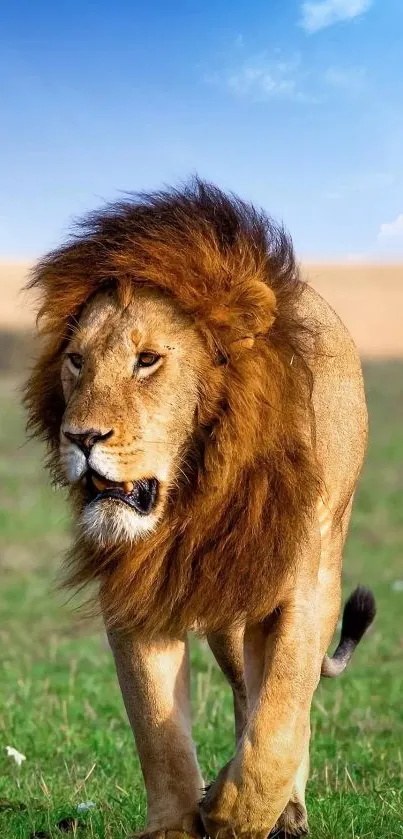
top-left (230, 335), bottom-right (255, 351)
top-left (249, 282), bottom-right (277, 333)
top-left (229, 282), bottom-right (277, 356)
top-left (209, 283), bottom-right (276, 333)
top-left (233, 281), bottom-right (276, 337)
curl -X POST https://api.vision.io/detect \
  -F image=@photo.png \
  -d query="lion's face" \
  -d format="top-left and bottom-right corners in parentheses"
top-left (60, 286), bottom-right (210, 545)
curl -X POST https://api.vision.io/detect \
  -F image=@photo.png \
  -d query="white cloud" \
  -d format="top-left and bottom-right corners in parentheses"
top-left (325, 172), bottom-right (395, 201)
top-left (324, 65), bottom-right (367, 94)
top-left (206, 54), bottom-right (321, 104)
top-left (300, 0), bottom-right (372, 34)
top-left (324, 172), bottom-right (396, 201)
top-left (378, 214), bottom-right (403, 240)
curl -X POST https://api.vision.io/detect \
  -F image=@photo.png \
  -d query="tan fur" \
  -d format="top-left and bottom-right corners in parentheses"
top-left (24, 180), bottom-right (368, 837)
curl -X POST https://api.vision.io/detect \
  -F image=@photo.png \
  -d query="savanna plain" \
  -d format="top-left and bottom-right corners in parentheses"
top-left (0, 263), bottom-right (402, 838)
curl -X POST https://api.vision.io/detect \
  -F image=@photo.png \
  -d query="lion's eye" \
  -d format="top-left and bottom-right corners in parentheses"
top-left (67, 352), bottom-right (84, 372)
top-left (137, 352), bottom-right (161, 368)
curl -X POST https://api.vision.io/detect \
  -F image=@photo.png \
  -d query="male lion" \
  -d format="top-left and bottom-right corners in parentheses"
top-left (25, 180), bottom-right (375, 838)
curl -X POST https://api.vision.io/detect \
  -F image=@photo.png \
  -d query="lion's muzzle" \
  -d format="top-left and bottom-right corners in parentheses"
top-left (88, 470), bottom-right (159, 516)
top-left (60, 426), bottom-right (161, 523)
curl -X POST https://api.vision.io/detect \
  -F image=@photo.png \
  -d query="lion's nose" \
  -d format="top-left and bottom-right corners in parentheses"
top-left (64, 428), bottom-right (113, 458)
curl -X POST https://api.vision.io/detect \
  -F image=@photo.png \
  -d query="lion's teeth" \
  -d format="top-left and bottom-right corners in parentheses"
top-left (92, 475), bottom-right (134, 493)
top-left (92, 475), bottom-right (108, 492)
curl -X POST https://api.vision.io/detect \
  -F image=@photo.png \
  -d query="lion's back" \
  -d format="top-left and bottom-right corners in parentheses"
top-left (299, 282), bottom-right (368, 512)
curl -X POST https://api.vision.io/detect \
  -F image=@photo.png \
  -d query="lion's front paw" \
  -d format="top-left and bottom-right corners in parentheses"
top-left (130, 829), bottom-right (203, 839)
top-left (132, 828), bottom-right (204, 839)
top-left (129, 808), bottom-right (204, 839)
top-left (200, 769), bottom-right (274, 839)
top-left (200, 814), bottom-right (269, 839)
top-left (270, 799), bottom-right (309, 837)
top-left (130, 816), bottom-right (204, 839)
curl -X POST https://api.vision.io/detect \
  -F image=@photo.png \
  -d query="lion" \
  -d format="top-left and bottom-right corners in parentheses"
top-left (24, 179), bottom-right (376, 839)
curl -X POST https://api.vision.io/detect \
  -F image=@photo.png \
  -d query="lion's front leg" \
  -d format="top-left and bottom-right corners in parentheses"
top-left (107, 629), bottom-right (204, 839)
top-left (200, 579), bottom-right (321, 839)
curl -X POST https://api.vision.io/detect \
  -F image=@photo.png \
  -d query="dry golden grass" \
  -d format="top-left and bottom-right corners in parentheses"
top-left (302, 263), bottom-right (403, 358)
top-left (1, 260), bottom-right (402, 357)
top-left (0, 262), bottom-right (33, 329)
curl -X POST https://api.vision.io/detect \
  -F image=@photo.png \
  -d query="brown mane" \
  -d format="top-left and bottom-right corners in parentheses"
top-left (24, 178), bottom-right (321, 636)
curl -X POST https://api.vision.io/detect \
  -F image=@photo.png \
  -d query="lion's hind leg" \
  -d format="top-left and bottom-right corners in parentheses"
top-left (272, 735), bottom-right (310, 836)
top-left (207, 627), bottom-right (248, 744)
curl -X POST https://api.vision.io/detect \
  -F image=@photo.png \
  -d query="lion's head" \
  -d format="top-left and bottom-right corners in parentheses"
top-left (25, 179), bottom-right (319, 635)
top-left (59, 284), bottom-right (215, 545)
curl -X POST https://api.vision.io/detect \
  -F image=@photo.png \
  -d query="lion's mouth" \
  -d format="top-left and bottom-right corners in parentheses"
top-left (87, 470), bottom-right (159, 516)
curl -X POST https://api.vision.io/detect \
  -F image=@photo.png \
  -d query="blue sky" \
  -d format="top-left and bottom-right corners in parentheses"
top-left (1, 0), bottom-right (402, 259)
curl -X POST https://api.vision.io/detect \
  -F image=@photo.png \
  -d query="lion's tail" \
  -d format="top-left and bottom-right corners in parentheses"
top-left (321, 586), bottom-right (376, 678)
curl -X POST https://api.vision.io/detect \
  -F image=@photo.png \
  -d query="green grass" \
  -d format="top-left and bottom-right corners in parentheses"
top-left (1, 364), bottom-right (402, 839)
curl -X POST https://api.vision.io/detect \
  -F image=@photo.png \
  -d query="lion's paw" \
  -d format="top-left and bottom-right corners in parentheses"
top-left (129, 815), bottom-right (205, 839)
top-left (270, 799), bottom-right (309, 837)
top-left (200, 809), bottom-right (270, 839)
top-left (200, 798), bottom-right (308, 839)
top-left (200, 768), bottom-right (286, 839)
top-left (129, 831), bottom-right (202, 839)
top-left (201, 820), bottom-right (269, 839)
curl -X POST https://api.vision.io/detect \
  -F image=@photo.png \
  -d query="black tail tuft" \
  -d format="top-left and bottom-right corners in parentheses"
top-left (341, 585), bottom-right (377, 643)
top-left (321, 586), bottom-right (376, 678)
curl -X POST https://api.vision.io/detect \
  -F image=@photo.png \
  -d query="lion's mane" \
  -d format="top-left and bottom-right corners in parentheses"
top-left (25, 179), bottom-right (321, 636)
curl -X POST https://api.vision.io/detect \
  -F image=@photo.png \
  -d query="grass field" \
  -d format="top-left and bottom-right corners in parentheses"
top-left (1, 363), bottom-right (402, 839)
